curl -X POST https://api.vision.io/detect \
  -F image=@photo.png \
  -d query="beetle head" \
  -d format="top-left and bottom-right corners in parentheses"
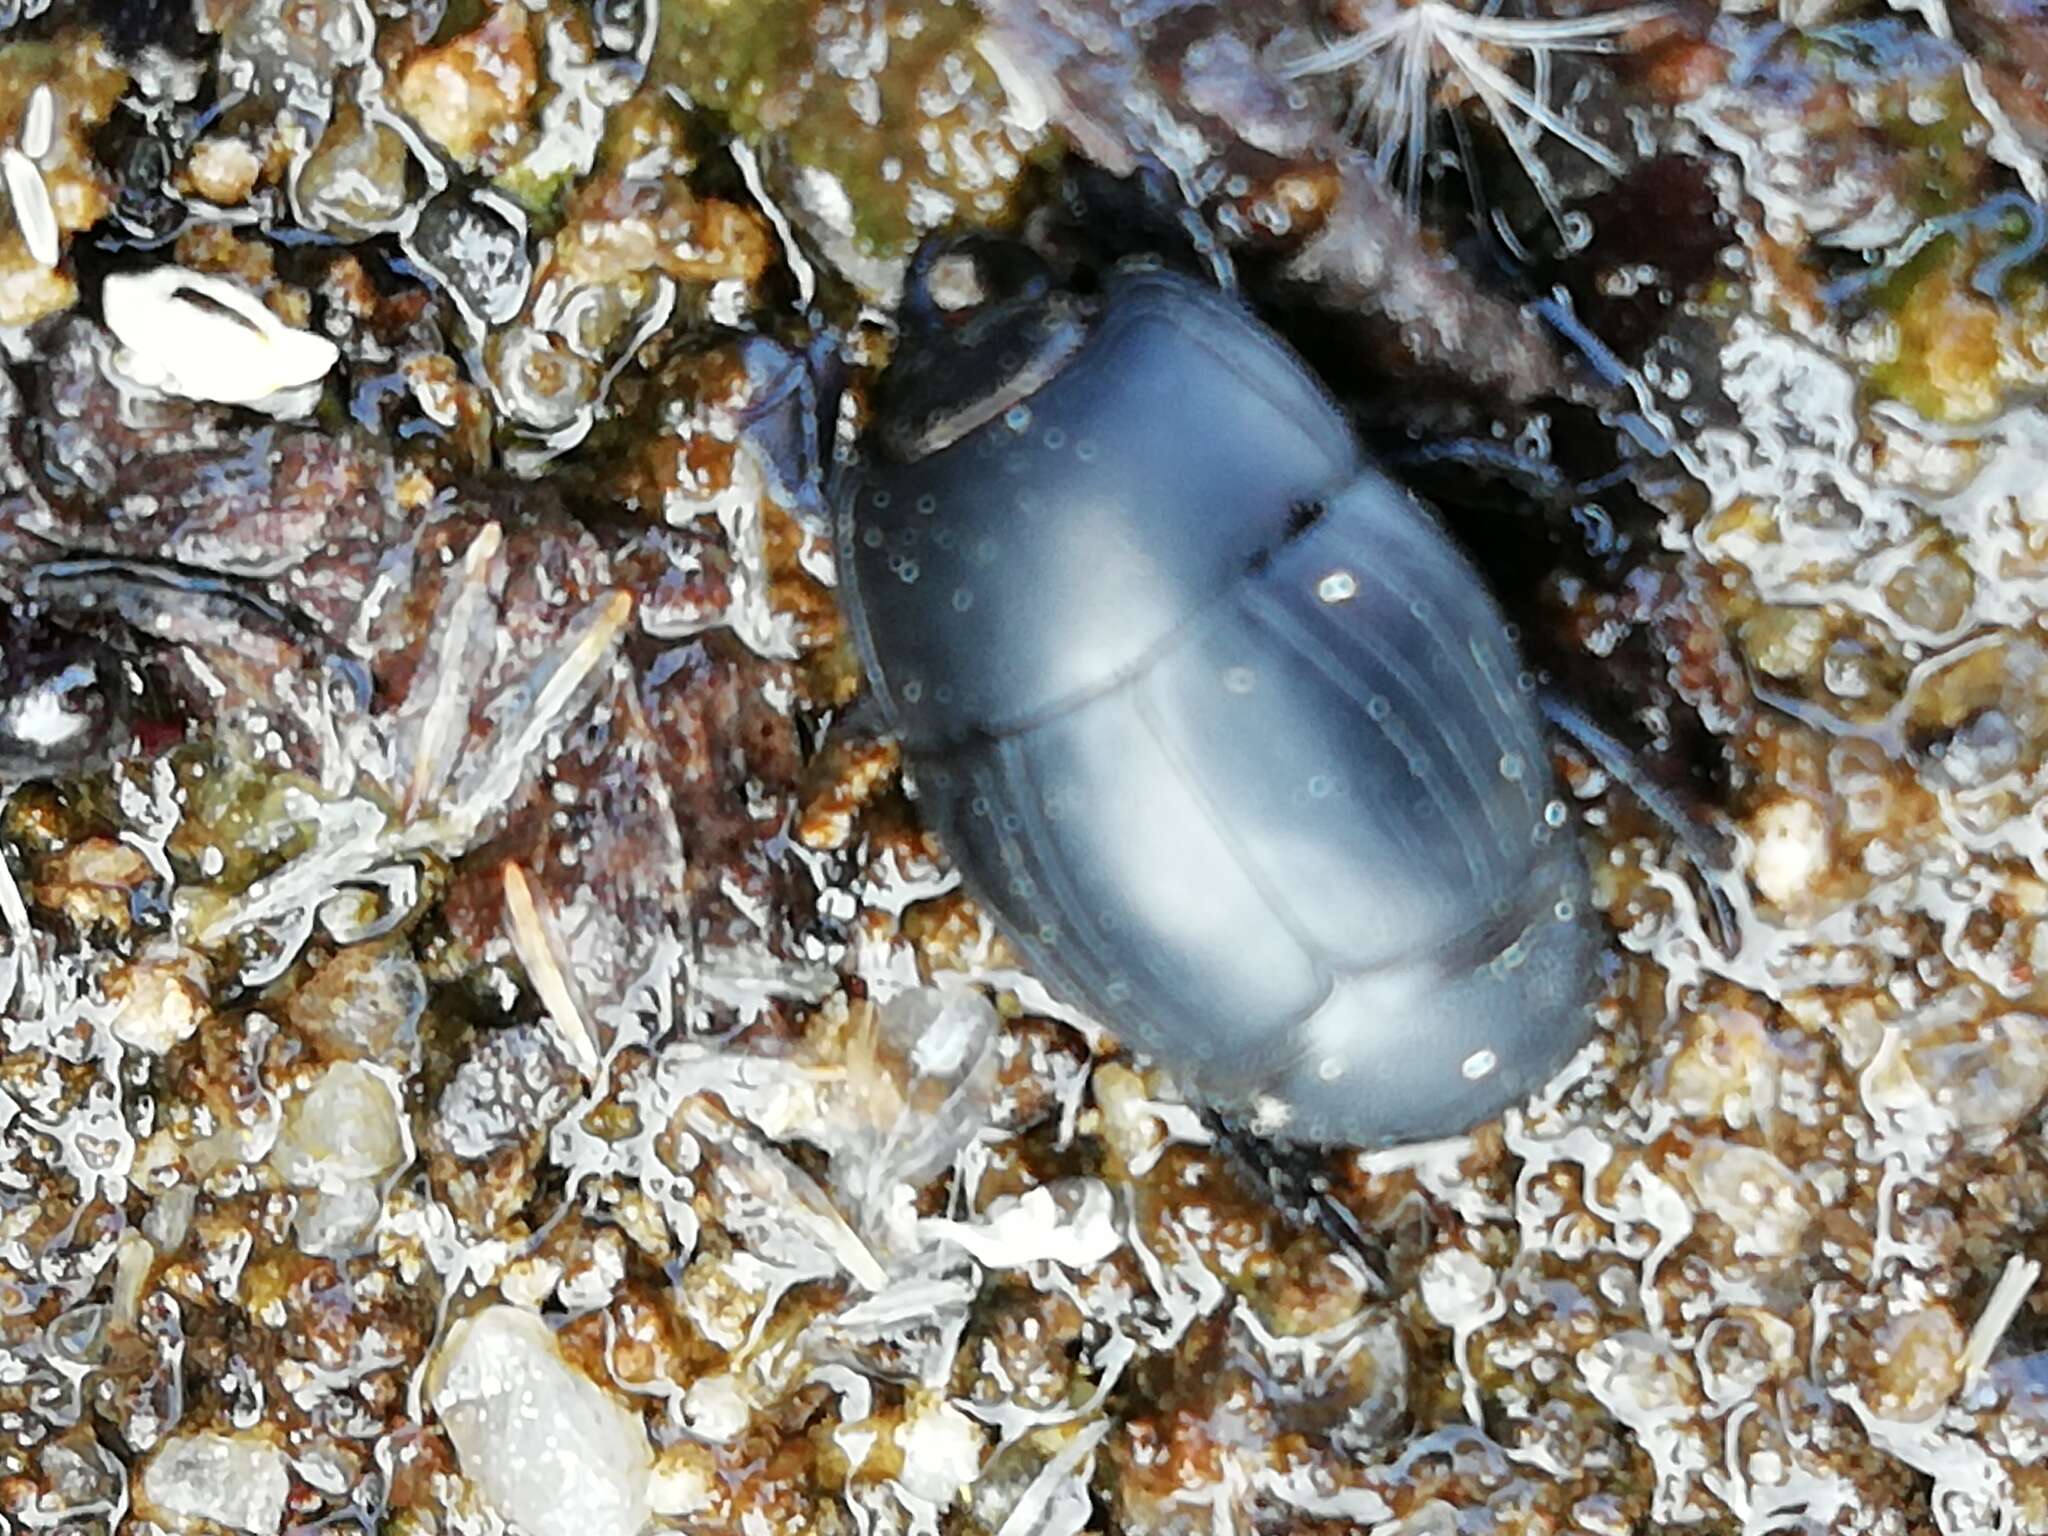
top-left (873, 236), bottom-right (1095, 466)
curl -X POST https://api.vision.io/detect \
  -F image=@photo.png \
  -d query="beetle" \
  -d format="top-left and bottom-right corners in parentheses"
top-left (829, 236), bottom-right (1603, 1149)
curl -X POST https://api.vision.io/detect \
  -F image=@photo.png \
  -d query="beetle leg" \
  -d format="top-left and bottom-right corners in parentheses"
top-left (826, 690), bottom-right (894, 743)
top-left (1539, 686), bottom-right (1741, 953)
top-left (724, 332), bottom-right (847, 549)
top-left (1380, 433), bottom-right (1571, 499)
top-left (1529, 287), bottom-right (1682, 460)
top-left (1539, 688), bottom-right (1732, 869)
top-left (1203, 1109), bottom-right (1391, 1291)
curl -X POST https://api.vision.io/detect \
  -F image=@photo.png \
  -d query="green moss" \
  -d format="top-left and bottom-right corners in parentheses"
top-left (655, 0), bottom-right (1055, 268)
top-left (1865, 230), bottom-right (2028, 423)
top-left (1, 780), bottom-right (106, 856)
top-left (655, 0), bottom-right (815, 136)
top-left (165, 742), bottom-right (326, 897)
top-left (1866, 227), bottom-right (1961, 317)
top-left (1793, 24), bottom-right (1991, 224)
top-left (491, 158), bottom-right (576, 229)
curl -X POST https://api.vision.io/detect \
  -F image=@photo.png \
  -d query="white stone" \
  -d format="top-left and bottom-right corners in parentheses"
top-left (880, 983), bottom-right (997, 1081)
top-left (1418, 1248), bottom-right (1498, 1327)
top-left (109, 958), bottom-right (207, 1054)
top-left (292, 1183), bottom-right (386, 1256)
top-left (429, 1305), bottom-right (653, 1536)
top-left (1918, 1012), bottom-right (2048, 1138)
top-left (647, 1454), bottom-right (716, 1518)
top-left (140, 1431), bottom-right (292, 1535)
top-left (1749, 796), bottom-right (1829, 906)
top-left (920, 1180), bottom-right (1121, 1269)
top-left (682, 1373), bottom-right (752, 1442)
top-left (894, 1398), bottom-right (985, 1505)
top-left (102, 266), bottom-right (338, 406)
top-left (1686, 1139), bottom-right (1810, 1258)
top-left (287, 943), bottom-right (427, 1068)
top-left (271, 1061), bottom-right (406, 1191)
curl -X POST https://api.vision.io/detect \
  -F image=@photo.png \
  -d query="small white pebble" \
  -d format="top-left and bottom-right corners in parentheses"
top-left (647, 1455), bottom-right (717, 1518)
top-left (1749, 796), bottom-right (1829, 906)
top-left (139, 1432), bottom-right (291, 1536)
top-left (894, 1399), bottom-right (986, 1505)
top-left (682, 1374), bottom-right (753, 1442)
top-left (101, 266), bottom-right (339, 406)
top-left (21, 84), bottom-right (54, 160)
top-left (430, 1306), bottom-right (653, 1536)
top-left (3, 148), bottom-right (58, 268)
top-left (110, 962), bottom-right (206, 1055)
top-left (269, 1062), bottom-right (406, 1190)
top-left (1419, 1248), bottom-right (1498, 1328)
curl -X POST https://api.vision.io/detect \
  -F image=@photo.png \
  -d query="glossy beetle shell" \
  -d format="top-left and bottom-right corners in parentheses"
top-left (832, 253), bottom-right (1599, 1147)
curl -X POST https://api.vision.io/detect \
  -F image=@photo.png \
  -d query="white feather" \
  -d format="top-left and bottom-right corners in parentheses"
top-left (1278, 1), bottom-right (1662, 234)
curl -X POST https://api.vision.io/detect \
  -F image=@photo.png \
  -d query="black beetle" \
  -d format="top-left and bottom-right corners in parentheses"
top-left (830, 239), bottom-right (1601, 1148)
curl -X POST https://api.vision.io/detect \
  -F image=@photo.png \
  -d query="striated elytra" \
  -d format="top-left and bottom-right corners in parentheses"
top-left (831, 240), bottom-right (1600, 1148)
